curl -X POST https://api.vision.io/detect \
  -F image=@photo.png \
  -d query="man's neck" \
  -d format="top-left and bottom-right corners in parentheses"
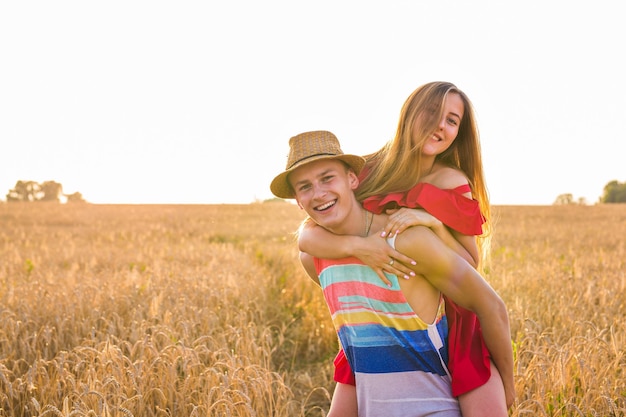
top-left (326, 207), bottom-right (383, 238)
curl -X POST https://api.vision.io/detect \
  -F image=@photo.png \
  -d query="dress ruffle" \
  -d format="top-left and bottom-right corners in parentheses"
top-left (362, 182), bottom-right (485, 235)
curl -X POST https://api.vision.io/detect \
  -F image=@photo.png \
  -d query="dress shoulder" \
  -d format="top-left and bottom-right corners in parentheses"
top-left (362, 182), bottom-right (484, 235)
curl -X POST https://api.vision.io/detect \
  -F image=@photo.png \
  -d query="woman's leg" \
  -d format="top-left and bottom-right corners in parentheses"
top-left (458, 360), bottom-right (508, 417)
top-left (327, 382), bottom-right (358, 417)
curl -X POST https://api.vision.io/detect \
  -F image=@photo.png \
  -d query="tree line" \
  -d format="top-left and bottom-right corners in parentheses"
top-left (4, 179), bottom-right (626, 205)
top-left (554, 180), bottom-right (626, 205)
top-left (600, 180), bottom-right (626, 203)
top-left (4, 180), bottom-right (85, 203)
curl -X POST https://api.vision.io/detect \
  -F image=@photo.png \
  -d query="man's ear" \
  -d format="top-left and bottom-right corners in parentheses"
top-left (348, 171), bottom-right (360, 190)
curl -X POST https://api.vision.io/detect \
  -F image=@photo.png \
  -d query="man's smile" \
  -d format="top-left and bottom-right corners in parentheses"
top-left (315, 200), bottom-right (337, 211)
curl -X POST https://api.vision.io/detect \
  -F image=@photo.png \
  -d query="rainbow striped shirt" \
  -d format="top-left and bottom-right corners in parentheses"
top-left (315, 256), bottom-right (461, 416)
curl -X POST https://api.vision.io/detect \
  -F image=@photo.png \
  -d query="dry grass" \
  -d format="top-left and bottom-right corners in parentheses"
top-left (0, 202), bottom-right (624, 416)
top-left (488, 205), bottom-right (626, 416)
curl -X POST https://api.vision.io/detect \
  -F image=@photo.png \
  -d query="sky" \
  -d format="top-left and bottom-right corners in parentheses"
top-left (1, 1), bottom-right (624, 205)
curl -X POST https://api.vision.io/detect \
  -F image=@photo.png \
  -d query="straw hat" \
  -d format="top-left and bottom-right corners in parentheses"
top-left (270, 130), bottom-right (365, 199)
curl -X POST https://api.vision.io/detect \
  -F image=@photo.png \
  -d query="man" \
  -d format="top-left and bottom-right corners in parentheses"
top-left (270, 130), bottom-right (514, 416)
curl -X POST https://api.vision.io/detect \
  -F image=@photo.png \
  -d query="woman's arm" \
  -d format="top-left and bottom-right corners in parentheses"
top-left (298, 218), bottom-right (417, 285)
top-left (397, 226), bottom-right (515, 408)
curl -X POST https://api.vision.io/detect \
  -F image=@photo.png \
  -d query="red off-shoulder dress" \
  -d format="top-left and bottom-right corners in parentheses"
top-left (332, 182), bottom-right (491, 397)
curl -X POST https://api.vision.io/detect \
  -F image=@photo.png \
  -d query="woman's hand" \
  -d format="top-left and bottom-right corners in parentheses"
top-left (354, 232), bottom-right (416, 286)
top-left (382, 208), bottom-right (442, 238)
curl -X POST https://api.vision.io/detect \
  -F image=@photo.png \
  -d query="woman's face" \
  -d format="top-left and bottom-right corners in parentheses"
top-left (414, 92), bottom-right (464, 157)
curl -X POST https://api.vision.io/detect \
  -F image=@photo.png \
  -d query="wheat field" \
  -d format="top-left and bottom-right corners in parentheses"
top-left (0, 202), bottom-right (624, 416)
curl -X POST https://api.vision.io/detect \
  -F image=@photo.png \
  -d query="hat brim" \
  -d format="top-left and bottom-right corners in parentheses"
top-left (270, 154), bottom-right (365, 199)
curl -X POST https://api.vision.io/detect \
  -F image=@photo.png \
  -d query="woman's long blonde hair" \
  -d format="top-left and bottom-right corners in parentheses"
top-left (356, 81), bottom-right (493, 269)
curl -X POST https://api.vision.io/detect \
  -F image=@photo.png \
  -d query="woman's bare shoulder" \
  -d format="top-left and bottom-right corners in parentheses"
top-left (427, 164), bottom-right (469, 190)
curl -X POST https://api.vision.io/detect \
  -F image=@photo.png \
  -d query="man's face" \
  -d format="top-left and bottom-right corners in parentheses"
top-left (289, 159), bottom-right (359, 233)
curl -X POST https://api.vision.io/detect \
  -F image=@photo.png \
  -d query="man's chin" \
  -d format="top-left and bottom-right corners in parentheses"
top-left (309, 213), bottom-right (336, 232)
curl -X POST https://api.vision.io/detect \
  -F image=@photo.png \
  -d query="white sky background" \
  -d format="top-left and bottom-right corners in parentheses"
top-left (1, 1), bottom-right (624, 205)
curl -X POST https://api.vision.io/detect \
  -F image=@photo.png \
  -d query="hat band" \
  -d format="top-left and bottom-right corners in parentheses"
top-left (287, 153), bottom-right (338, 170)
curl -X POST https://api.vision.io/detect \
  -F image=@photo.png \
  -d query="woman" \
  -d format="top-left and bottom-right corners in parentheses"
top-left (298, 82), bottom-right (513, 416)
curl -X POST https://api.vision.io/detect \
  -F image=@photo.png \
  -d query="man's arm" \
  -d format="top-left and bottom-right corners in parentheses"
top-left (299, 251), bottom-right (320, 286)
top-left (298, 219), bottom-right (415, 283)
top-left (396, 226), bottom-right (515, 407)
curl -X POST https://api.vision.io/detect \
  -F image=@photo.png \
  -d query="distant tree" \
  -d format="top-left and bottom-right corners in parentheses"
top-left (553, 193), bottom-right (574, 205)
top-left (5, 180), bottom-right (84, 203)
top-left (6, 180), bottom-right (41, 202)
top-left (600, 180), bottom-right (626, 203)
top-left (40, 181), bottom-right (63, 202)
top-left (65, 192), bottom-right (86, 203)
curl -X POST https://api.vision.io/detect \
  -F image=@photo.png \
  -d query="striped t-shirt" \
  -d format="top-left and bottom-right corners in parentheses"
top-left (315, 256), bottom-right (461, 416)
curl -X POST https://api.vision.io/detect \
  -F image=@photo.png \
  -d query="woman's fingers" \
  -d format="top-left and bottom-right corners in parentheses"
top-left (382, 248), bottom-right (416, 280)
top-left (375, 262), bottom-right (413, 286)
top-left (383, 208), bottom-right (411, 237)
top-left (385, 264), bottom-right (415, 280)
top-left (374, 268), bottom-right (393, 287)
top-left (383, 208), bottom-right (435, 237)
